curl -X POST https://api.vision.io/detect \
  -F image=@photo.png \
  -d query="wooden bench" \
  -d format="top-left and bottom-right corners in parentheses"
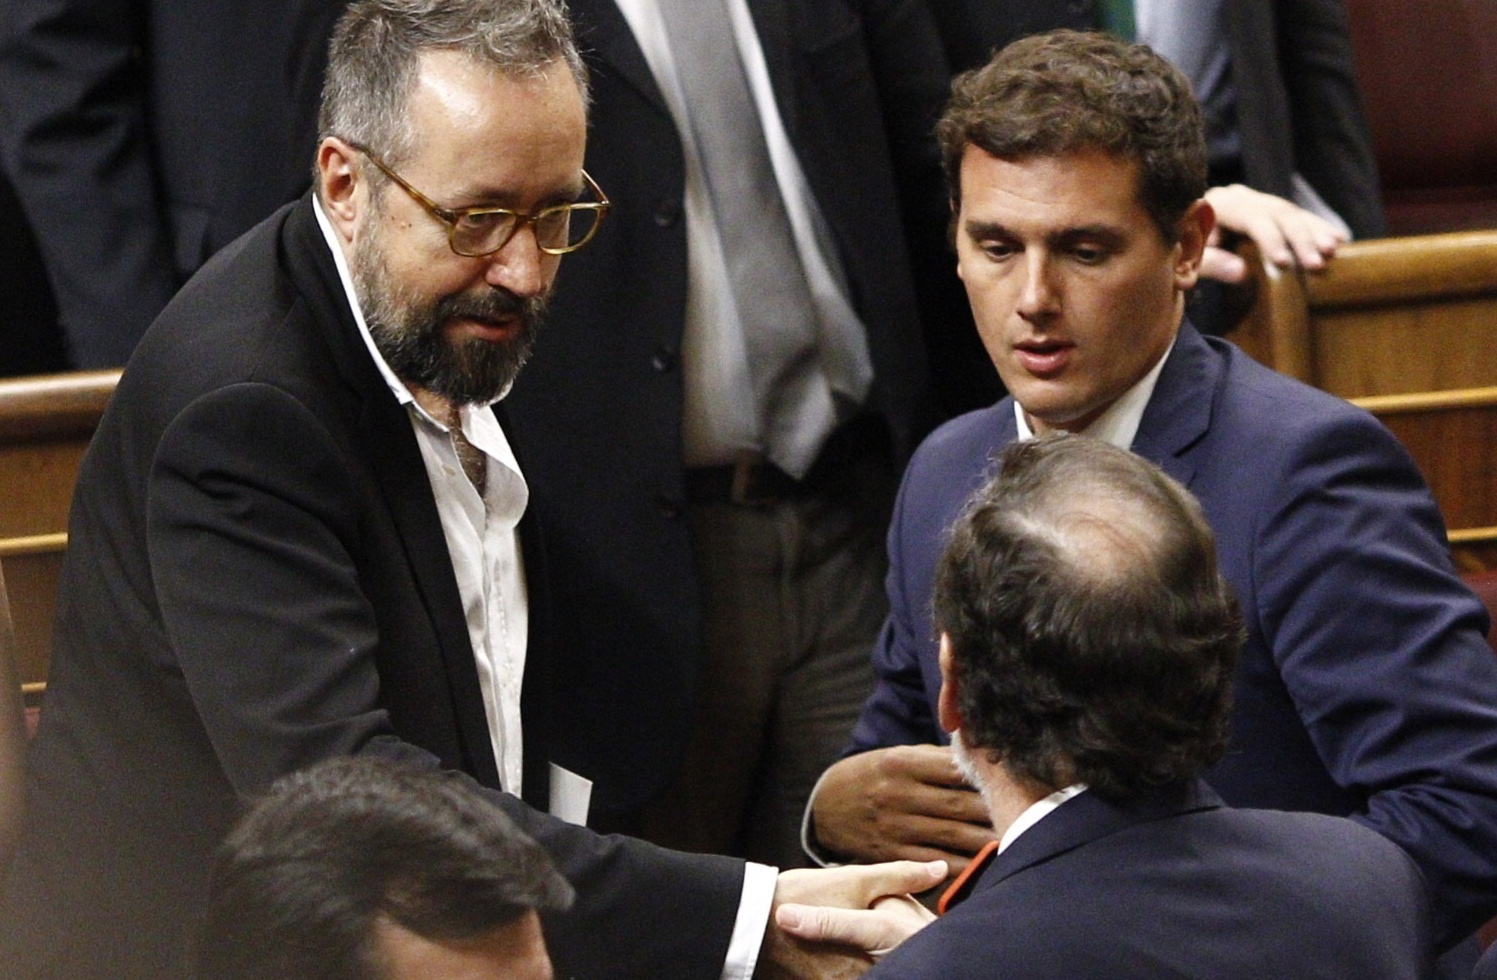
top-left (1233, 232), bottom-right (1497, 570)
top-left (0, 370), bottom-right (119, 718)
top-left (1233, 230), bottom-right (1497, 398)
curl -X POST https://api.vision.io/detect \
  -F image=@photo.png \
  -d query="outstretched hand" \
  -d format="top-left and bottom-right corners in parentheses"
top-left (776, 893), bottom-right (936, 955)
top-left (756, 860), bottom-right (947, 979)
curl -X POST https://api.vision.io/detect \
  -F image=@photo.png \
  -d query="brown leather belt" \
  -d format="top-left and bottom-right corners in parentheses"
top-left (683, 416), bottom-right (889, 507)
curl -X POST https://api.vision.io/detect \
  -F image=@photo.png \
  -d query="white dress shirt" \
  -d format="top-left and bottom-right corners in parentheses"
top-left (315, 196), bottom-right (530, 797)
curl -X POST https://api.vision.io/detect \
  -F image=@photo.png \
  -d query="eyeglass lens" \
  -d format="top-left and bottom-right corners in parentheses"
top-left (451, 206), bottom-right (601, 256)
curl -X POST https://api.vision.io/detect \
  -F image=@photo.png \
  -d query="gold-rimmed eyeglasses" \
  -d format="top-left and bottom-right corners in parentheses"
top-left (350, 142), bottom-right (611, 257)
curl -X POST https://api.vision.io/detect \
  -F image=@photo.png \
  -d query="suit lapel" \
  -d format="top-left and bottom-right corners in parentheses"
top-left (569, 0), bottom-right (670, 116)
top-left (281, 197), bottom-right (502, 790)
top-left (1129, 323), bottom-right (1221, 490)
top-left (993, 397), bottom-right (1021, 450)
top-left (498, 402), bottom-right (556, 810)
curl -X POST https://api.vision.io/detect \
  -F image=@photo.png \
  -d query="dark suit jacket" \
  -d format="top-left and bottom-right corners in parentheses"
top-left (0, 0), bottom-right (347, 366)
top-left (501, 0), bottom-right (953, 814)
top-left (866, 781), bottom-right (1434, 980)
top-left (846, 325), bottom-right (1497, 948)
top-left (0, 197), bottom-right (744, 980)
top-left (923, 0), bottom-right (1386, 237)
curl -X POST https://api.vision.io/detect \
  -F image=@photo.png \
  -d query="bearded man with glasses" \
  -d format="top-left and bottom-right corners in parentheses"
top-left (0, 2), bottom-right (945, 978)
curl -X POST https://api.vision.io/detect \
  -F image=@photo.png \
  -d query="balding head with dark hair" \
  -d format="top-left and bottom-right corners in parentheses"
top-left (934, 435), bottom-right (1242, 803)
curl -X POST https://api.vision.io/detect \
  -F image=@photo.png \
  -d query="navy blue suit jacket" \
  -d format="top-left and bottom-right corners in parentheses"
top-left (846, 325), bottom-right (1497, 947)
top-left (866, 780), bottom-right (1434, 980)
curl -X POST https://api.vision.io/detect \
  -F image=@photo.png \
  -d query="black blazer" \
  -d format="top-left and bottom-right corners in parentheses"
top-left (867, 781), bottom-right (1434, 980)
top-left (924, 0), bottom-right (1386, 237)
top-left (0, 0), bottom-right (348, 366)
top-left (0, 197), bottom-right (744, 980)
top-left (502, 0), bottom-right (959, 814)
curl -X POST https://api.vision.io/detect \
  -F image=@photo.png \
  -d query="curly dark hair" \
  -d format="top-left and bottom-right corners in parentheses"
top-left (936, 29), bottom-right (1207, 242)
top-left (934, 435), bottom-right (1241, 802)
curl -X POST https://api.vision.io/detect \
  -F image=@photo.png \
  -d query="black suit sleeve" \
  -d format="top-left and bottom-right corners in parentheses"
top-left (857, 0), bottom-right (1000, 416)
top-left (1274, 0), bottom-right (1386, 237)
top-left (0, 0), bottom-right (179, 366)
top-left (146, 382), bottom-right (745, 980)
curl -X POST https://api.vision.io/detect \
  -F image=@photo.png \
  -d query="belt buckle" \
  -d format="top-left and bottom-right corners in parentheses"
top-left (730, 452), bottom-right (779, 507)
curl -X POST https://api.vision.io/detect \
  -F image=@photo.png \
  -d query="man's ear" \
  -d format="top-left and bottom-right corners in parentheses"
top-left (316, 137), bottom-right (363, 242)
top-left (1173, 198), bottom-right (1214, 291)
top-left (937, 633), bottom-right (962, 735)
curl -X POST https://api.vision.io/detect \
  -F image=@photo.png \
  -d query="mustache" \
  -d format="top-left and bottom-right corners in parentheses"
top-left (433, 286), bottom-right (546, 326)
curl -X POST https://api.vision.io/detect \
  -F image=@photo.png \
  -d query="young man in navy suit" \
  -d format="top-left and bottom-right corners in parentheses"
top-left (808, 29), bottom-right (1497, 962)
top-left (864, 435), bottom-right (1432, 980)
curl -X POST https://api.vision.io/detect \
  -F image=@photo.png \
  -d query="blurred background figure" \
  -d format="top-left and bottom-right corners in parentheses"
top-left (504, 0), bottom-right (960, 867)
top-left (0, 2), bottom-right (348, 368)
top-left (0, 175), bottom-right (65, 378)
top-left (194, 757), bottom-right (573, 980)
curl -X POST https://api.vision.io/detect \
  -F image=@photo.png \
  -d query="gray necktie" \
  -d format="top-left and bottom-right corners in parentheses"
top-left (657, 0), bottom-right (836, 477)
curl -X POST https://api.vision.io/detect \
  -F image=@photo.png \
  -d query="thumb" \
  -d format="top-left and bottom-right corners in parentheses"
top-left (862, 859), bottom-right (949, 899)
top-left (776, 903), bottom-right (901, 952)
top-left (776, 894), bottom-right (937, 955)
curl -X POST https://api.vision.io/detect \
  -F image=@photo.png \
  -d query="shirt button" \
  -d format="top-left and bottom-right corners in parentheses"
top-left (651, 345), bottom-right (677, 372)
top-left (653, 199), bottom-right (681, 228)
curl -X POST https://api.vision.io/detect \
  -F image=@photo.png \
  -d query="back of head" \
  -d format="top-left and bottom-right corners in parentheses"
top-left (317, 0), bottom-right (585, 169)
top-left (936, 29), bottom-right (1207, 241)
top-left (195, 757), bottom-right (573, 980)
top-left (934, 435), bottom-right (1241, 801)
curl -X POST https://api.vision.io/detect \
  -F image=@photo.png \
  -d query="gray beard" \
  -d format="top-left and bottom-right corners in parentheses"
top-left (353, 218), bottom-right (546, 406)
top-left (950, 730), bottom-right (993, 809)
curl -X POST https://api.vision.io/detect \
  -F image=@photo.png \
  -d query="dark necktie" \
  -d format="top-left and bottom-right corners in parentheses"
top-left (1095, 0), bottom-right (1137, 40)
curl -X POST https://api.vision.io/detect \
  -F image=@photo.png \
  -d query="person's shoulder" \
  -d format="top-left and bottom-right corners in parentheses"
top-left (1211, 338), bottom-right (1352, 414)
top-left (1203, 806), bottom-right (1425, 884)
top-left (1199, 337), bottom-right (1407, 477)
top-left (1210, 338), bottom-right (1379, 431)
top-left (908, 400), bottom-right (1015, 473)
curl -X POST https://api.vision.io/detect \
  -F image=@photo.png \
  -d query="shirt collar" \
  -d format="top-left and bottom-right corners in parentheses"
top-left (1014, 334), bottom-right (1177, 450)
top-left (937, 781), bottom-right (1088, 916)
top-left (999, 783), bottom-right (1088, 853)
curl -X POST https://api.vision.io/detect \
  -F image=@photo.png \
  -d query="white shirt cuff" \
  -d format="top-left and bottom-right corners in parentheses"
top-left (799, 767), bottom-right (842, 867)
top-left (720, 861), bottom-right (779, 980)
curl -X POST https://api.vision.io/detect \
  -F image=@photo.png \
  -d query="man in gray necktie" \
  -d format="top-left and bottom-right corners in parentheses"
top-left (501, 0), bottom-right (952, 868)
